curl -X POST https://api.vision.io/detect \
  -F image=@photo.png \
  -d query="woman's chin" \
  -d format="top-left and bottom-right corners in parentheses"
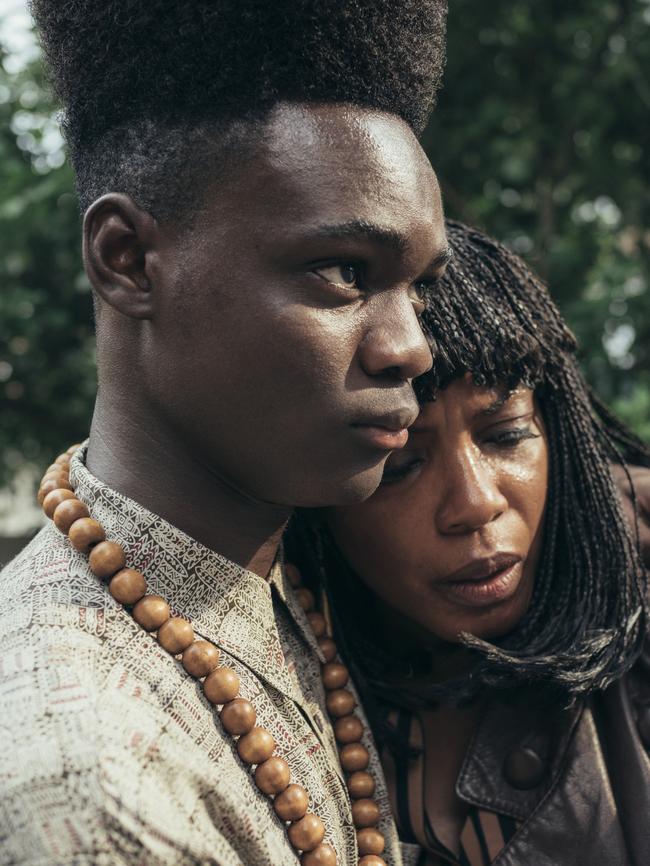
top-left (425, 588), bottom-right (533, 646)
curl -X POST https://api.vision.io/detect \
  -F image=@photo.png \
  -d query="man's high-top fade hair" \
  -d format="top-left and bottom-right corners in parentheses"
top-left (29, 0), bottom-right (447, 220)
top-left (290, 220), bottom-right (650, 708)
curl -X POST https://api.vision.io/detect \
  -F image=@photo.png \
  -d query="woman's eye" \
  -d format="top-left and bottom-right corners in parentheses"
top-left (313, 264), bottom-right (360, 290)
top-left (379, 456), bottom-right (425, 486)
top-left (485, 427), bottom-right (540, 448)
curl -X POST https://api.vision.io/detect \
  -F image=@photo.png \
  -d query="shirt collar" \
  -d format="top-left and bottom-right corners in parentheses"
top-left (69, 444), bottom-right (318, 705)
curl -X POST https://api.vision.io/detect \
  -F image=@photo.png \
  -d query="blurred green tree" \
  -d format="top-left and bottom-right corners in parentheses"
top-left (0, 0), bottom-right (648, 489)
top-left (424, 0), bottom-right (650, 437)
top-left (0, 47), bottom-right (95, 487)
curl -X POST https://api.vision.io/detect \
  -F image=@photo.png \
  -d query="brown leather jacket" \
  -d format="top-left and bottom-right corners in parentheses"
top-left (455, 643), bottom-right (650, 865)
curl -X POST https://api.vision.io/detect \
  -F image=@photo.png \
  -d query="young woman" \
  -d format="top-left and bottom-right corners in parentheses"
top-left (289, 221), bottom-right (650, 866)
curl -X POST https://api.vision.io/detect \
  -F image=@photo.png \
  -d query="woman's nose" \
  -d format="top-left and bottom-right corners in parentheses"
top-left (435, 446), bottom-right (508, 535)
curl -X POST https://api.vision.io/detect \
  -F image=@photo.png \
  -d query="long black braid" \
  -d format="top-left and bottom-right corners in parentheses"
top-left (287, 220), bottom-right (649, 713)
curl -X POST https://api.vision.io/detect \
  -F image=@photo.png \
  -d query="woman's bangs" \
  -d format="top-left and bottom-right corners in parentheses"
top-left (415, 221), bottom-right (576, 402)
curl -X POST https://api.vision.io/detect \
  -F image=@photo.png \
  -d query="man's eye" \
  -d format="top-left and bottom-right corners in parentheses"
top-left (314, 264), bottom-right (359, 289)
top-left (407, 280), bottom-right (435, 315)
top-left (412, 281), bottom-right (427, 301)
top-left (410, 277), bottom-right (439, 303)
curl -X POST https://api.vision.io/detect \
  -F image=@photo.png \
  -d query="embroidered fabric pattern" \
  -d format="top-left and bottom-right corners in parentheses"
top-left (0, 445), bottom-right (402, 866)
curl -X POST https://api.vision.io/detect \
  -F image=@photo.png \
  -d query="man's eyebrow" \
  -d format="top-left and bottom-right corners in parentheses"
top-left (429, 246), bottom-right (454, 272)
top-left (430, 247), bottom-right (454, 268)
top-left (305, 221), bottom-right (453, 269)
top-left (309, 219), bottom-right (409, 254)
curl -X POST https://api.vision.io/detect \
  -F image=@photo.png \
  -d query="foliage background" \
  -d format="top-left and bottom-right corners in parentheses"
top-left (1, 0), bottom-right (649, 503)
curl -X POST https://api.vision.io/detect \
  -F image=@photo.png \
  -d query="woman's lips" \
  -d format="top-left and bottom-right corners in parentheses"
top-left (437, 555), bottom-right (524, 608)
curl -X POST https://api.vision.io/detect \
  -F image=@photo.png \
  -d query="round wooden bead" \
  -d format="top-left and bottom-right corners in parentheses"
top-left (41, 466), bottom-right (66, 480)
top-left (288, 813), bottom-right (325, 852)
top-left (157, 617), bottom-right (194, 654)
top-left (274, 783), bottom-right (309, 821)
top-left (54, 453), bottom-right (71, 466)
top-left (334, 715), bottom-right (364, 744)
top-left (68, 517), bottom-right (106, 552)
top-left (294, 587), bottom-right (315, 612)
top-left (52, 498), bottom-right (89, 533)
top-left (301, 843), bottom-right (338, 866)
top-left (42, 487), bottom-right (75, 518)
top-left (347, 771), bottom-right (376, 800)
top-left (89, 540), bottom-right (127, 579)
top-left (39, 475), bottom-right (72, 503)
top-left (359, 857), bottom-right (387, 866)
top-left (317, 637), bottom-right (337, 663)
top-left (203, 666), bottom-right (240, 705)
top-left (322, 662), bottom-right (349, 691)
top-left (237, 726), bottom-right (275, 764)
top-left (182, 640), bottom-right (220, 677)
top-left (357, 828), bottom-right (385, 856)
top-left (307, 612), bottom-right (327, 638)
top-left (339, 743), bottom-right (370, 772)
top-left (326, 689), bottom-right (356, 718)
top-left (109, 568), bottom-right (147, 605)
top-left (255, 756), bottom-right (291, 795)
top-left (132, 595), bottom-right (170, 631)
top-left (352, 799), bottom-right (380, 829)
top-left (285, 563), bottom-right (302, 588)
top-left (220, 698), bottom-right (256, 735)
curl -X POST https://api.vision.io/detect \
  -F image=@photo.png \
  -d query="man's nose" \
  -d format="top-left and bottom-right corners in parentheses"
top-left (435, 446), bottom-right (508, 535)
top-left (358, 293), bottom-right (432, 381)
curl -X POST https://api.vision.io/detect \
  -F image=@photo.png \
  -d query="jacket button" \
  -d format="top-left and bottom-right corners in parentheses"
top-left (637, 708), bottom-right (650, 748)
top-left (503, 747), bottom-right (546, 790)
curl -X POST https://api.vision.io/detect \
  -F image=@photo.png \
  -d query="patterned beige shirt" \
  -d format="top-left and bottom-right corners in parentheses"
top-left (0, 448), bottom-right (404, 866)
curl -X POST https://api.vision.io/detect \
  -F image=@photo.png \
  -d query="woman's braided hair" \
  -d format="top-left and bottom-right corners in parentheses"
top-left (288, 220), bottom-right (650, 706)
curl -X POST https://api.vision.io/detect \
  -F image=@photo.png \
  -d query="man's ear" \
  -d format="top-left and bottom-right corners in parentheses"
top-left (83, 193), bottom-right (157, 320)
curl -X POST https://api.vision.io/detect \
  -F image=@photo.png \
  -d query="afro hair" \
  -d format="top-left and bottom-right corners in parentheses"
top-left (29, 0), bottom-right (447, 218)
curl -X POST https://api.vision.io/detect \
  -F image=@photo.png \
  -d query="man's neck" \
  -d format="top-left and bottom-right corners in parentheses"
top-left (86, 396), bottom-right (291, 578)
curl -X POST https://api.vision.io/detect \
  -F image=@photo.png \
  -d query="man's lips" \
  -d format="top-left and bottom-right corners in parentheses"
top-left (351, 425), bottom-right (409, 450)
top-left (351, 407), bottom-right (417, 452)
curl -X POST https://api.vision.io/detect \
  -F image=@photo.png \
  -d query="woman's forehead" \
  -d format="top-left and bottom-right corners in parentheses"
top-left (412, 378), bottom-right (534, 428)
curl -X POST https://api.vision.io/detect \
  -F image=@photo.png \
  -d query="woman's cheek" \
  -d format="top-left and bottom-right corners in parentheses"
top-left (499, 442), bottom-right (548, 535)
top-left (333, 507), bottom-right (414, 590)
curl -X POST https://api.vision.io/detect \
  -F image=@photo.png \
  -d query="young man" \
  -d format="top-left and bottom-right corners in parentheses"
top-left (0, 2), bottom-right (449, 865)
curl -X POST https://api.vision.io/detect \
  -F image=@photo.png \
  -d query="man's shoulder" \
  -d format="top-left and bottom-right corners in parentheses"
top-left (0, 528), bottom-right (288, 866)
top-left (0, 529), bottom-right (109, 861)
top-left (1, 521), bottom-right (65, 582)
top-left (0, 522), bottom-right (113, 630)
top-left (0, 523), bottom-right (124, 773)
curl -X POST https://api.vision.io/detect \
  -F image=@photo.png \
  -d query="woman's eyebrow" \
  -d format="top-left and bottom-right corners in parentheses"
top-left (479, 391), bottom-right (514, 416)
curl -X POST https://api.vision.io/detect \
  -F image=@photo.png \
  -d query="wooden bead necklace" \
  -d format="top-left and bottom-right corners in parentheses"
top-left (38, 447), bottom-right (388, 866)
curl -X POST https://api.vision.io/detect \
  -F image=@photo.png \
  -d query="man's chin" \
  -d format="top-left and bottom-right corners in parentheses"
top-left (296, 464), bottom-right (386, 509)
